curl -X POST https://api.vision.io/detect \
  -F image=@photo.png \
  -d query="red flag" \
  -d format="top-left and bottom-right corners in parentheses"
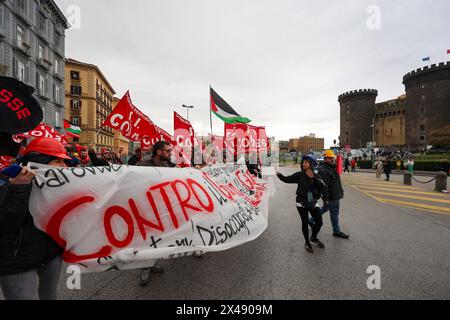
top-left (103, 91), bottom-right (157, 141)
top-left (140, 125), bottom-right (175, 151)
top-left (234, 123), bottom-right (249, 157)
top-left (173, 111), bottom-right (195, 166)
top-left (0, 156), bottom-right (14, 170)
top-left (447, 49), bottom-right (450, 54)
top-left (224, 123), bottom-right (236, 160)
top-left (13, 123), bottom-right (68, 145)
top-left (173, 111), bottom-right (194, 147)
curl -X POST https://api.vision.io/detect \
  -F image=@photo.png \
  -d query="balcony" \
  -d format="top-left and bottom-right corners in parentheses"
top-left (14, 41), bottom-right (31, 57)
top-left (37, 58), bottom-right (52, 71)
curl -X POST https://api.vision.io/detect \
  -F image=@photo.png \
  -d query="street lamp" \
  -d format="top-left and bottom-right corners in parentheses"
top-left (182, 105), bottom-right (194, 121)
top-left (370, 118), bottom-right (375, 161)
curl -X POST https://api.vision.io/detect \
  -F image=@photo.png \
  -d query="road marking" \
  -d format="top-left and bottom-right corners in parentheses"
top-left (354, 186), bottom-right (449, 197)
top-left (375, 197), bottom-right (450, 215)
top-left (365, 191), bottom-right (450, 204)
top-left (345, 183), bottom-right (450, 216)
top-left (346, 182), bottom-right (421, 190)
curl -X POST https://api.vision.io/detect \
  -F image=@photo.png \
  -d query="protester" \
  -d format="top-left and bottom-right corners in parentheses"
top-left (441, 159), bottom-right (449, 177)
top-left (128, 148), bottom-right (142, 166)
top-left (407, 159), bottom-right (415, 174)
top-left (396, 159), bottom-right (402, 171)
top-left (383, 158), bottom-right (392, 181)
top-left (344, 158), bottom-right (350, 174)
top-left (375, 157), bottom-right (383, 180)
top-left (310, 150), bottom-right (349, 239)
top-left (78, 147), bottom-right (92, 167)
top-left (276, 155), bottom-right (328, 253)
top-left (136, 141), bottom-right (175, 287)
top-left (351, 158), bottom-right (357, 173)
top-left (0, 138), bottom-right (70, 300)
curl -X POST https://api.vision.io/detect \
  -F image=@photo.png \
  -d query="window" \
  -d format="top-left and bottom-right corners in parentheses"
top-left (55, 110), bottom-right (61, 128)
top-left (420, 125), bottom-right (425, 131)
top-left (54, 59), bottom-right (59, 74)
top-left (16, 25), bottom-right (24, 46)
top-left (390, 128), bottom-right (393, 134)
top-left (71, 85), bottom-right (82, 95)
top-left (71, 100), bottom-right (81, 110)
top-left (17, 0), bottom-right (26, 13)
top-left (71, 71), bottom-right (80, 80)
top-left (421, 95), bottom-right (426, 101)
top-left (14, 58), bottom-right (26, 82)
top-left (420, 107), bottom-right (425, 114)
top-left (55, 85), bottom-right (60, 104)
top-left (37, 73), bottom-right (45, 95)
top-left (38, 13), bottom-right (46, 33)
top-left (72, 116), bottom-right (80, 126)
top-left (54, 32), bottom-right (60, 48)
top-left (420, 136), bottom-right (425, 141)
top-left (38, 45), bottom-right (44, 60)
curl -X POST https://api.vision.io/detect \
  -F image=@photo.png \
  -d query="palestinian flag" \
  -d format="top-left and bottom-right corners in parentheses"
top-left (64, 119), bottom-right (81, 138)
top-left (210, 87), bottom-right (251, 124)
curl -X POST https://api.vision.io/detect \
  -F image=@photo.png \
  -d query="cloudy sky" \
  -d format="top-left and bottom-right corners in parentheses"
top-left (55, 0), bottom-right (449, 147)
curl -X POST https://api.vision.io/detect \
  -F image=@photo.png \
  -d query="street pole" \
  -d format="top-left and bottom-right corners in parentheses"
top-left (182, 105), bottom-right (194, 121)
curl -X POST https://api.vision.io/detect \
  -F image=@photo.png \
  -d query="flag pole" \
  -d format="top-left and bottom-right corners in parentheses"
top-left (209, 86), bottom-right (213, 137)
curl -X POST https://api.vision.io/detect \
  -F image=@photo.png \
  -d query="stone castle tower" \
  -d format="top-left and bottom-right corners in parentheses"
top-left (403, 62), bottom-right (450, 147)
top-left (339, 89), bottom-right (378, 148)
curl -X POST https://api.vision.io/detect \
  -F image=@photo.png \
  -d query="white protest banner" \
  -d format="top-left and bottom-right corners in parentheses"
top-left (28, 164), bottom-right (269, 273)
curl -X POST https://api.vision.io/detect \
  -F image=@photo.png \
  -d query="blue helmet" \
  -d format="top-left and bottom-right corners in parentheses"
top-left (301, 155), bottom-right (318, 168)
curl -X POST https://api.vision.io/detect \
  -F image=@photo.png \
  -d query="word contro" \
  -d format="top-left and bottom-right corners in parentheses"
top-left (46, 178), bottom-right (214, 263)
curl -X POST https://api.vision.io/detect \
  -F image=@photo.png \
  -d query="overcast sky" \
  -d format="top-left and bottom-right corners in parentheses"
top-left (55, 0), bottom-right (450, 147)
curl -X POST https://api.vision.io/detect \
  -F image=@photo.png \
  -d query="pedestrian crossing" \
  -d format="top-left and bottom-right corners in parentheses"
top-left (342, 176), bottom-right (450, 216)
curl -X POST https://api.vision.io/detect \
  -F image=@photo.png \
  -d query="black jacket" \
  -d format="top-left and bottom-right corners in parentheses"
top-left (0, 183), bottom-right (62, 275)
top-left (277, 171), bottom-right (328, 206)
top-left (88, 150), bottom-right (109, 167)
top-left (128, 154), bottom-right (141, 166)
top-left (318, 163), bottom-right (344, 201)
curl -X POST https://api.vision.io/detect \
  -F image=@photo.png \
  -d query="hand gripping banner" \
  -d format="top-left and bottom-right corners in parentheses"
top-left (28, 164), bottom-right (270, 273)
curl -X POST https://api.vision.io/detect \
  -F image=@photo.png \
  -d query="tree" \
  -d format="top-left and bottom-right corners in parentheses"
top-left (429, 125), bottom-right (450, 149)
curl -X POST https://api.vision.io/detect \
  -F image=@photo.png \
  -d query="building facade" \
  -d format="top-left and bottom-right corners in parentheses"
top-left (340, 61), bottom-right (450, 150)
top-left (0, 0), bottom-right (68, 129)
top-left (64, 58), bottom-right (116, 153)
top-left (339, 89), bottom-right (378, 149)
top-left (289, 134), bottom-right (325, 153)
top-left (403, 62), bottom-right (450, 147)
top-left (374, 95), bottom-right (406, 147)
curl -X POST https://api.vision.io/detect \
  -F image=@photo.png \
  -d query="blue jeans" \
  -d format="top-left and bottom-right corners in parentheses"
top-left (309, 200), bottom-right (341, 234)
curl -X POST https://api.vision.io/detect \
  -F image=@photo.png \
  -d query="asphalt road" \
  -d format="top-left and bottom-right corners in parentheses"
top-left (2, 168), bottom-right (449, 300)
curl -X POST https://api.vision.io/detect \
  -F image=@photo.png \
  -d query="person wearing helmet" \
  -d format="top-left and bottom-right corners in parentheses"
top-left (310, 150), bottom-right (349, 239)
top-left (276, 155), bottom-right (328, 253)
top-left (0, 137), bottom-right (70, 300)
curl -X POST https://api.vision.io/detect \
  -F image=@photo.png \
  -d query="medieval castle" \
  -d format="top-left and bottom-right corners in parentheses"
top-left (339, 61), bottom-right (450, 150)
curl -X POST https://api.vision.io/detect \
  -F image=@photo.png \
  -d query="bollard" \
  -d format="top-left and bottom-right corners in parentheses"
top-left (435, 172), bottom-right (448, 192)
top-left (403, 172), bottom-right (412, 185)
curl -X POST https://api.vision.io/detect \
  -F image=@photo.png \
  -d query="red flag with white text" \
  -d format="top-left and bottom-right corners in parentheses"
top-left (13, 123), bottom-right (68, 145)
top-left (103, 91), bottom-right (157, 141)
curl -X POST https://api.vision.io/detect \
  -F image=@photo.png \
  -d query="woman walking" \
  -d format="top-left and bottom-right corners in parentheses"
top-left (276, 156), bottom-right (328, 253)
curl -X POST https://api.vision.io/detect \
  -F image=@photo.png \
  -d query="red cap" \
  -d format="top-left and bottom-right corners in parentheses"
top-left (24, 138), bottom-right (72, 160)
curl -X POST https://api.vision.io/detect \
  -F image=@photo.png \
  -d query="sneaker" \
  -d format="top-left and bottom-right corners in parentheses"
top-left (333, 232), bottom-right (350, 239)
top-left (310, 237), bottom-right (325, 248)
top-left (150, 264), bottom-right (164, 273)
top-left (305, 244), bottom-right (314, 253)
top-left (138, 268), bottom-right (151, 287)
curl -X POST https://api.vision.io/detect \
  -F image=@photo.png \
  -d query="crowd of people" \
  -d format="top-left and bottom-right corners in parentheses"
top-left (0, 138), bottom-right (268, 299)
